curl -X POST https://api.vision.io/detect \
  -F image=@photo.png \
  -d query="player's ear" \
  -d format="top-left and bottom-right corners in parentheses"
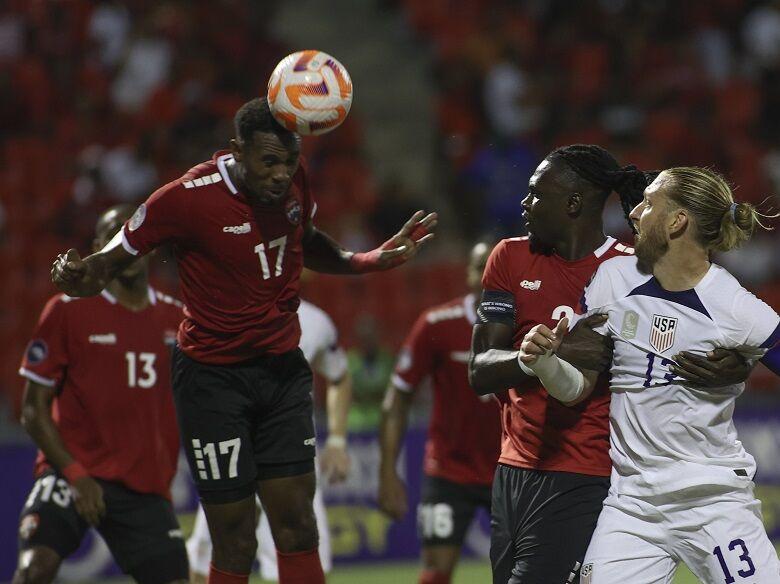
top-left (92, 237), bottom-right (102, 254)
top-left (668, 208), bottom-right (689, 239)
top-left (566, 192), bottom-right (583, 215)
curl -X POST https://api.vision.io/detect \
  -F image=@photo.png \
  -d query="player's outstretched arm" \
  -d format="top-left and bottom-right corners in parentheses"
top-left (378, 383), bottom-right (414, 520)
top-left (302, 210), bottom-right (437, 274)
top-left (51, 231), bottom-right (138, 297)
top-left (20, 381), bottom-right (106, 525)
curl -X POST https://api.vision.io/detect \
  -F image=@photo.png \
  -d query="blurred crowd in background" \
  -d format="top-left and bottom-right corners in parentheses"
top-left (1, 0), bottom-right (779, 426)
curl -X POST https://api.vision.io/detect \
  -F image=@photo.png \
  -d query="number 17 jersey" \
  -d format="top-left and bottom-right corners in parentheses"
top-left (122, 151), bottom-right (317, 364)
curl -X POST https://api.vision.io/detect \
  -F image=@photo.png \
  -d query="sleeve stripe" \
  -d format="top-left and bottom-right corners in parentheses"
top-left (391, 373), bottom-right (414, 393)
top-left (760, 321), bottom-right (780, 349)
top-left (121, 229), bottom-right (140, 256)
top-left (18, 368), bottom-right (57, 387)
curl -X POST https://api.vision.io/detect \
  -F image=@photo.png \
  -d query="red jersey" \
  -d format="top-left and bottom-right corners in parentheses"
top-left (393, 295), bottom-right (501, 486)
top-left (122, 151), bottom-right (317, 364)
top-left (481, 236), bottom-right (633, 477)
top-left (19, 289), bottom-right (183, 498)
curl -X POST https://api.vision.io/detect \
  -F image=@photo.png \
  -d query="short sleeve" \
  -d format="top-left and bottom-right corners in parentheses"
top-left (481, 239), bottom-right (513, 293)
top-left (311, 315), bottom-right (348, 382)
top-left (731, 289), bottom-right (780, 353)
top-left (122, 182), bottom-right (188, 256)
top-left (579, 264), bottom-right (613, 315)
top-left (19, 296), bottom-right (70, 388)
top-left (392, 313), bottom-right (435, 393)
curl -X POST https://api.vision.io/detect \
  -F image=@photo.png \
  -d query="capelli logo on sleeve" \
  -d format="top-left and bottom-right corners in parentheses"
top-left (520, 279), bottom-right (542, 291)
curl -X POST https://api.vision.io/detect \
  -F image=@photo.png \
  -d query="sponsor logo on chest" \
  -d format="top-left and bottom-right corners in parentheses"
top-left (223, 222), bottom-right (251, 234)
top-left (89, 333), bottom-right (117, 345)
top-left (649, 314), bottom-right (678, 353)
top-left (520, 279), bottom-right (542, 291)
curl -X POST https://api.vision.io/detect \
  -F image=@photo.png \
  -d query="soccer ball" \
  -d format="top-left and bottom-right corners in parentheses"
top-left (267, 50), bottom-right (353, 136)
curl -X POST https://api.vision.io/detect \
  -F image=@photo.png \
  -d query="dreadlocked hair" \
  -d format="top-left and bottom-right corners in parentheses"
top-left (548, 144), bottom-right (655, 233)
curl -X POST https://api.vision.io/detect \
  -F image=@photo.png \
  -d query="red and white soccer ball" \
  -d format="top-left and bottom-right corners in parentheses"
top-left (267, 50), bottom-right (353, 136)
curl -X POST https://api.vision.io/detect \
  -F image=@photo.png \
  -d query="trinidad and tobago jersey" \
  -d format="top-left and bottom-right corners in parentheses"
top-left (393, 295), bottom-right (501, 486)
top-left (481, 236), bottom-right (633, 476)
top-left (19, 289), bottom-right (183, 498)
top-left (122, 151), bottom-right (317, 364)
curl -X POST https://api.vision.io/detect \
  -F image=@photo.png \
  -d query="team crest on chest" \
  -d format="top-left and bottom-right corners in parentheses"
top-left (285, 198), bottom-right (302, 226)
top-left (649, 314), bottom-right (678, 353)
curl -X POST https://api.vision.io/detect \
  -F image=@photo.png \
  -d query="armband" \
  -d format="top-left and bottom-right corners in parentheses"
top-left (477, 290), bottom-right (516, 327)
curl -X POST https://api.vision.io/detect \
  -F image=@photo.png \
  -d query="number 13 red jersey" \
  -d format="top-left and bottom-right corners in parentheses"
top-left (481, 236), bottom-right (633, 477)
top-left (19, 290), bottom-right (183, 498)
top-left (122, 151), bottom-right (317, 364)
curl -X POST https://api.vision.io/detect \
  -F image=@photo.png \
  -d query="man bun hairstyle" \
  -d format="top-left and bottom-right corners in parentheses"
top-left (234, 97), bottom-right (293, 144)
top-left (663, 166), bottom-right (776, 252)
top-left (548, 144), bottom-right (655, 233)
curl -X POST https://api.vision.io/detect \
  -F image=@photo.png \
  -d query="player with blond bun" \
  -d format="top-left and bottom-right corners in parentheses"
top-left (520, 166), bottom-right (780, 583)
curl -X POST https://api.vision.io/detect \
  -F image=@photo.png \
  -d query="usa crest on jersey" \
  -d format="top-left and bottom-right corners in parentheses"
top-left (649, 314), bottom-right (678, 353)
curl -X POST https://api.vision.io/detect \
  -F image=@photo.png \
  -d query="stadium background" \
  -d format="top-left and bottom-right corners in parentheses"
top-left (1, 0), bottom-right (780, 582)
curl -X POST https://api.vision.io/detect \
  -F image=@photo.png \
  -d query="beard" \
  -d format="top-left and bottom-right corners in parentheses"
top-left (634, 221), bottom-right (669, 275)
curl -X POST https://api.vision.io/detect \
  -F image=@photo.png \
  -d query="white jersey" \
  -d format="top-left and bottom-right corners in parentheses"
top-left (582, 255), bottom-right (780, 497)
top-left (298, 300), bottom-right (348, 383)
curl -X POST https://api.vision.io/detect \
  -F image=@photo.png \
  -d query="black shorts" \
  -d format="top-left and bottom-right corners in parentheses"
top-left (418, 475), bottom-right (492, 547)
top-left (172, 346), bottom-right (316, 504)
top-left (18, 470), bottom-right (188, 584)
top-left (490, 464), bottom-right (609, 584)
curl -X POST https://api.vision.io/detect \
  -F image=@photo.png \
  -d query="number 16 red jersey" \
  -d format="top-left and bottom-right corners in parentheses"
top-left (481, 236), bottom-right (633, 477)
top-left (122, 151), bottom-right (317, 364)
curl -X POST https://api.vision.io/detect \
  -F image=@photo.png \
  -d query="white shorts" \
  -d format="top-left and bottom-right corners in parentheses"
top-left (186, 487), bottom-right (332, 581)
top-left (582, 485), bottom-right (780, 584)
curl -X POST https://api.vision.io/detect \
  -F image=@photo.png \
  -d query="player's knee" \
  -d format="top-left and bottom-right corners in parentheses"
top-left (213, 532), bottom-right (257, 565)
top-left (273, 508), bottom-right (319, 552)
